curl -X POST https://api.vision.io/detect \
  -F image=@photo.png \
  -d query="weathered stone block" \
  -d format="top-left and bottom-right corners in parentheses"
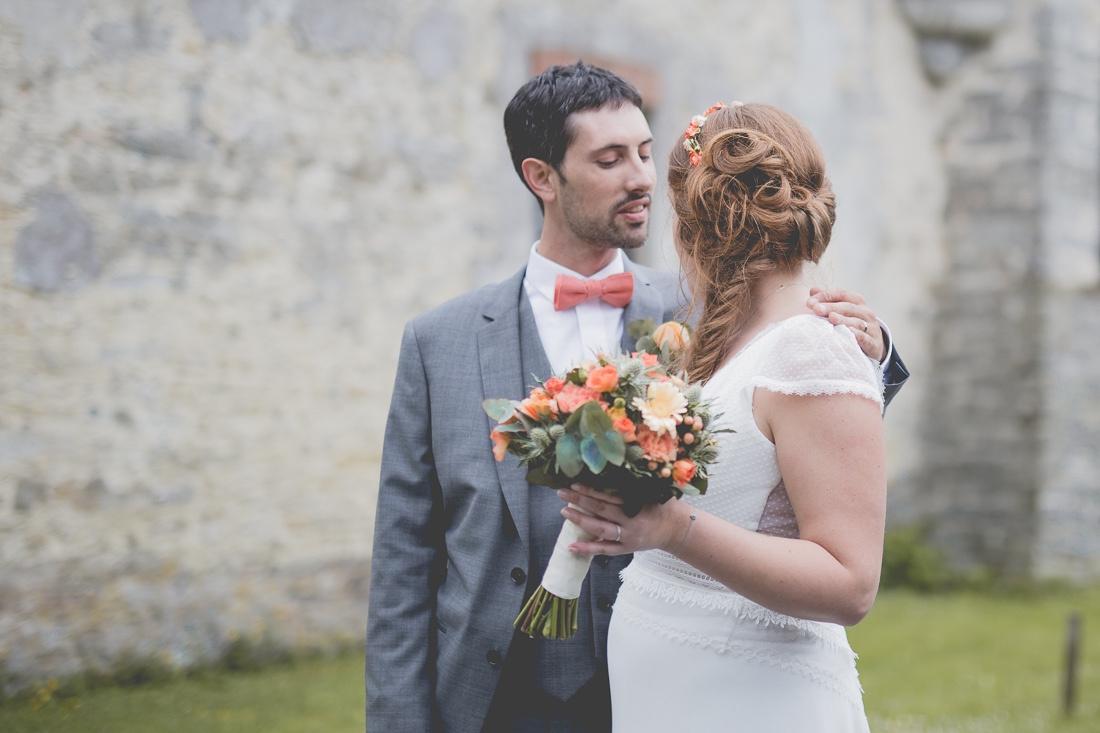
top-left (13, 191), bottom-right (99, 293)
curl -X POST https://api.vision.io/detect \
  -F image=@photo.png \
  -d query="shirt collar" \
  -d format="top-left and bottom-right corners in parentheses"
top-left (524, 242), bottom-right (626, 303)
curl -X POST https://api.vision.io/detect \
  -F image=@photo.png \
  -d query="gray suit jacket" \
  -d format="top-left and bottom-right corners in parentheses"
top-left (366, 259), bottom-right (681, 732)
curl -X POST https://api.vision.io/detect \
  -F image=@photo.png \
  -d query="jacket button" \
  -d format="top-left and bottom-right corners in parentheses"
top-left (486, 649), bottom-right (503, 668)
top-left (597, 596), bottom-right (613, 612)
top-left (510, 567), bottom-right (526, 585)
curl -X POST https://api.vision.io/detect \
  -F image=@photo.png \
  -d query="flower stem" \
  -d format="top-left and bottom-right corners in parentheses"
top-left (514, 586), bottom-right (579, 640)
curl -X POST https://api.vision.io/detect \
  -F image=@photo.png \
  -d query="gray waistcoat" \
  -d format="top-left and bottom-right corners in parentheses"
top-left (516, 293), bottom-right (631, 701)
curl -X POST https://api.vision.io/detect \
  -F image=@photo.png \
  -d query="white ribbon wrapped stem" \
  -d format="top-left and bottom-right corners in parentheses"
top-left (539, 503), bottom-right (597, 600)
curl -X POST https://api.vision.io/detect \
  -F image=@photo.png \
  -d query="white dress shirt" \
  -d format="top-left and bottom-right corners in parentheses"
top-left (523, 242), bottom-right (627, 375)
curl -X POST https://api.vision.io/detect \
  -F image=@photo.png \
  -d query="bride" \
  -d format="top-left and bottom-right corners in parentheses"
top-left (557, 102), bottom-right (885, 731)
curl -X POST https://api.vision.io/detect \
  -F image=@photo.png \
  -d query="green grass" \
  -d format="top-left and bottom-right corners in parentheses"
top-left (1, 589), bottom-right (1097, 732)
top-left (0, 653), bottom-right (365, 733)
top-left (851, 588), bottom-right (1100, 732)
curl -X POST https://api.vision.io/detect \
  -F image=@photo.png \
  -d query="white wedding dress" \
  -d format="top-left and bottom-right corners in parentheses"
top-left (608, 314), bottom-right (884, 732)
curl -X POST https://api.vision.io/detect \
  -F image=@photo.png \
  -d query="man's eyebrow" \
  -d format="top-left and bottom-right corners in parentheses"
top-left (590, 138), bottom-right (654, 155)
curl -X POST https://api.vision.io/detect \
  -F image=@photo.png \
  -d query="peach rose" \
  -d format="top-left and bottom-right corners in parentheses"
top-left (636, 425), bottom-right (678, 463)
top-left (543, 377), bottom-right (565, 397)
top-left (554, 382), bottom-right (602, 414)
top-left (519, 389), bottom-right (557, 420)
top-left (672, 459), bottom-right (697, 487)
top-left (585, 365), bottom-right (619, 393)
top-left (612, 416), bottom-right (637, 443)
top-left (491, 430), bottom-right (510, 462)
top-left (639, 352), bottom-right (660, 368)
top-left (652, 321), bottom-right (691, 352)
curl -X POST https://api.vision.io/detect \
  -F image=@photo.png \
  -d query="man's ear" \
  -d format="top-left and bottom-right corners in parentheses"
top-left (521, 158), bottom-right (558, 206)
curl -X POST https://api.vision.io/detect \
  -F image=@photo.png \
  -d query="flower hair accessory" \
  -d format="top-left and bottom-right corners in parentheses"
top-left (682, 100), bottom-right (745, 166)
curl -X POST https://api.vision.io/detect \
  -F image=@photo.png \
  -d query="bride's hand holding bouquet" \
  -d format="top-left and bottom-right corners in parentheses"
top-left (482, 319), bottom-right (727, 640)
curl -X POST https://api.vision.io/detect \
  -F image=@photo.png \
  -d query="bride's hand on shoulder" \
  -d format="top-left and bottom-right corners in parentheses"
top-left (807, 287), bottom-right (885, 362)
top-left (557, 484), bottom-right (691, 557)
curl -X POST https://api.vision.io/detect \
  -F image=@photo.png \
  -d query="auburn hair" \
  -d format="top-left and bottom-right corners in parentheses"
top-left (668, 103), bottom-right (836, 383)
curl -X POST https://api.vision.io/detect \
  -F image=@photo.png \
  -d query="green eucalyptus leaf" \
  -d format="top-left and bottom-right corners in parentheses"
top-left (580, 435), bottom-right (608, 474)
top-left (627, 318), bottom-right (657, 341)
top-left (556, 434), bottom-right (583, 477)
top-left (563, 405), bottom-right (589, 433)
top-left (482, 399), bottom-right (516, 422)
top-left (594, 429), bottom-right (626, 466)
top-left (579, 401), bottom-right (614, 436)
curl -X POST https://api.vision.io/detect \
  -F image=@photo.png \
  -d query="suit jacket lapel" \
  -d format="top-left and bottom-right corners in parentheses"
top-left (620, 258), bottom-right (666, 352)
top-left (477, 268), bottom-right (532, 552)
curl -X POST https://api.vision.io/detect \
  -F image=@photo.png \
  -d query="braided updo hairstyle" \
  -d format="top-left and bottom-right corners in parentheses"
top-left (668, 103), bottom-right (836, 383)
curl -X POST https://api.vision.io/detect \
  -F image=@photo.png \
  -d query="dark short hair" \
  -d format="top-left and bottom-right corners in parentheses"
top-left (504, 61), bottom-right (643, 199)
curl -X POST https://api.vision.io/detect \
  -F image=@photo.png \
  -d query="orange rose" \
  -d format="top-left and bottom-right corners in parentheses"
top-left (519, 391), bottom-right (557, 420)
top-left (491, 430), bottom-right (510, 462)
top-left (652, 321), bottom-right (691, 352)
top-left (672, 459), bottom-right (697, 487)
top-left (543, 377), bottom-right (565, 397)
top-left (554, 382), bottom-right (602, 414)
top-left (636, 425), bottom-right (678, 463)
top-left (639, 353), bottom-right (659, 368)
top-left (585, 365), bottom-right (619, 393)
top-left (612, 416), bottom-right (637, 443)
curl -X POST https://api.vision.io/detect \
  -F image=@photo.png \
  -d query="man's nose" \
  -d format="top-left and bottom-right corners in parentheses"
top-left (626, 155), bottom-right (655, 193)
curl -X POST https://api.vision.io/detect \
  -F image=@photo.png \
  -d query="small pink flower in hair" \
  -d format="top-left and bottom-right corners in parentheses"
top-left (682, 102), bottom-right (728, 167)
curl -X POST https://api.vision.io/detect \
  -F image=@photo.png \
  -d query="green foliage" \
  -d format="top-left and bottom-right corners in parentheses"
top-left (626, 317), bottom-right (657, 341)
top-left (554, 434), bottom-right (582, 476)
top-left (481, 398), bottom-right (514, 422)
top-left (881, 525), bottom-right (961, 592)
top-left (220, 636), bottom-right (294, 673)
top-left (579, 435), bottom-right (607, 473)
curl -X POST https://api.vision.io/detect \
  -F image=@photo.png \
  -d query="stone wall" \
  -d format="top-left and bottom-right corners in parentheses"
top-left (0, 0), bottom-right (507, 690)
top-left (909, 0), bottom-right (1100, 579)
top-left (914, 0), bottom-right (1047, 575)
top-left (0, 0), bottom-right (982, 688)
top-left (1034, 0), bottom-right (1100, 580)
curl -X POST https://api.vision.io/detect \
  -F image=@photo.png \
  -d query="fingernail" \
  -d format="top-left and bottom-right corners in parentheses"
top-left (556, 489), bottom-right (568, 499)
top-left (814, 303), bottom-right (827, 314)
top-left (561, 508), bottom-right (569, 516)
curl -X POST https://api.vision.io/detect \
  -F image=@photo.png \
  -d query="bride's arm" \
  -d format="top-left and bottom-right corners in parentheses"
top-left (560, 390), bottom-right (886, 626)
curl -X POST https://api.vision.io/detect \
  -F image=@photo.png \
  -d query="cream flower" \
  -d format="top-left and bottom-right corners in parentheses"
top-left (632, 381), bottom-right (688, 436)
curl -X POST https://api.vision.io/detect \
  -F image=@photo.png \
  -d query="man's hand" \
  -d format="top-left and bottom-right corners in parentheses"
top-left (807, 287), bottom-right (885, 362)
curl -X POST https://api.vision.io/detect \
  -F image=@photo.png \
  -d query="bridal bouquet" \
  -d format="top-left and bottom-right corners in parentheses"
top-left (482, 320), bottom-right (724, 640)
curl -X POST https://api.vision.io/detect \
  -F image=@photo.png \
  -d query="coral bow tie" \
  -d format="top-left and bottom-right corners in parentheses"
top-left (553, 272), bottom-right (634, 311)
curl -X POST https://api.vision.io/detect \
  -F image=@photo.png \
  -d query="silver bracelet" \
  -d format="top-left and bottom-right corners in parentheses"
top-left (674, 511), bottom-right (697, 552)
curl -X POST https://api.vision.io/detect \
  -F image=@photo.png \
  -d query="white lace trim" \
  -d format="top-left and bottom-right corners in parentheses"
top-left (620, 559), bottom-right (856, 657)
top-left (613, 601), bottom-right (865, 711)
top-left (751, 377), bottom-right (884, 408)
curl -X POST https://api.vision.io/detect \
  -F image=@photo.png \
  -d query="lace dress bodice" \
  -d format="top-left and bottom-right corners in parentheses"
top-left (623, 314), bottom-right (885, 639)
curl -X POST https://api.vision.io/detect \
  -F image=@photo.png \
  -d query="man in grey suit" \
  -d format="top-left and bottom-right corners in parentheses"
top-left (367, 62), bottom-right (909, 732)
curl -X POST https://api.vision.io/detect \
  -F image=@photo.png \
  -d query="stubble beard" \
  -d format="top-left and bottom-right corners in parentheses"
top-left (561, 193), bottom-right (649, 252)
